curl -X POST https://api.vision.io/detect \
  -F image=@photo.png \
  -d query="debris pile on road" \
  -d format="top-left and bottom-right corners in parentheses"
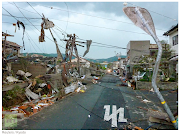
top-left (2, 67), bottom-right (90, 121)
top-left (2, 68), bottom-right (89, 122)
top-left (74, 81), bottom-right (87, 93)
top-left (147, 109), bottom-right (174, 126)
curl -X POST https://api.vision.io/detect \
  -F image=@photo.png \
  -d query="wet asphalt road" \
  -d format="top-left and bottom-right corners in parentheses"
top-left (12, 74), bottom-right (177, 130)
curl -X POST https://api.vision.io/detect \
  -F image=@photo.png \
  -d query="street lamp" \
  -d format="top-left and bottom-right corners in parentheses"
top-left (123, 6), bottom-right (178, 129)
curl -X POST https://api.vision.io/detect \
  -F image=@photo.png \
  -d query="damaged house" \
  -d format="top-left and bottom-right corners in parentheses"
top-left (2, 32), bottom-right (22, 58)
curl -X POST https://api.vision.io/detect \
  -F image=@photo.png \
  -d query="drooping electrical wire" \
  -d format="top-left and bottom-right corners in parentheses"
top-left (25, 32), bottom-right (44, 53)
top-left (38, 4), bottom-right (171, 31)
top-left (2, 7), bottom-right (18, 21)
top-left (8, 2), bottom-right (39, 14)
top-left (64, 2), bottom-right (69, 32)
top-left (5, 2), bottom-right (173, 32)
top-left (3, 4), bottom-right (168, 61)
top-left (2, 13), bottom-right (167, 37)
top-left (27, 2), bottom-right (43, 18)
top-left (25, 32), bottom-right (38, 53)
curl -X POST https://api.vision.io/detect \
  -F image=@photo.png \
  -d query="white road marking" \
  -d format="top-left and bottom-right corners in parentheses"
top-left (117, 107), bottom-right (127, 122)
top-left (104, 105), bottom-right (127, 127)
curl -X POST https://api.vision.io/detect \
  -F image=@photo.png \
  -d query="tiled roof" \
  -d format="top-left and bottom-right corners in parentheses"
top-left (3, 40), bottom-right (21, 48)
top-left (163, 24), bottom-right (178, 36)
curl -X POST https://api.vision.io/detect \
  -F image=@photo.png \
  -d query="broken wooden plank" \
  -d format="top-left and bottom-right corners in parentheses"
top-left (147, 109), bottom-right (170, 122)
top-left (2, 82), bottom-right (28, 92)
top-left (149, 116), bottom-right (173, 126)
top-left (134, 126), bottom-right (144, 130)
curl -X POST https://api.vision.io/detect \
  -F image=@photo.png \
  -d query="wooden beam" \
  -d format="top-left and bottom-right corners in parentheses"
top-left (3, 82), bottom-right (28, 92)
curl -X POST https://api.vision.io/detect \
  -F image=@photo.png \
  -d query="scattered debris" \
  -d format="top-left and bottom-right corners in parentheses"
top-left (25, 72), bottom-right (32, 77)
top-left (134, 126), bottom-right (144, 130)
top-left (125, 121), bottom-right (144, 130)
top-left (142, 99), bottom-right (151, 103)
top-left (6, 76), bottom-right (19, 83)
top-left (148, 116), bottom-right (172, 126)
top-left (147, 109), bottom-right (170, 122)
top-left (17, 20), bottom-right (25, 49)
top-left (92, 79), bottom-right (98, 84)
top-left (39, 83), bottom-right (47, 88)
top-left (136, 96), bottom-right (142, 99)
top-left (25, 83), bottom-right (40, 101)
top-left (75, 87), bottom-right (81, 93)
top-left (83, 40), bottom-right (92, 57)
top-left (80, 90), bottom-right (85, 93)
top-left (81, 75), bottom-right (86, 79)
top-left (149, 88), bottom-right (155, 93)
top-left (64, 83), bottom-right (77, 94)
top-left (127, 81), bottom-right (131, 87)
top-left (169, 90), bottom-right (177, 93)
top-left (93, 76), bottom-right (100, 80)
top-left (165, 77), bottom-right (170, 82)
top-left (137, 106), bottom-right (148, 111)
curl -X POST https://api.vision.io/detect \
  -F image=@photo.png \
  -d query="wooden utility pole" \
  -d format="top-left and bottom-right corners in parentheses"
top-left (49, 28), bottom-right (63, 62)
top-left (63, 34), bottom-right (83, 75)
top-left (2, 31), bottom-right (14, 58)
top-left (72, 34), bottom-right (80, 75)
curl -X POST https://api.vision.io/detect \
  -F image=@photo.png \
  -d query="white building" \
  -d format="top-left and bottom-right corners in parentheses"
top-left (100, 61), bottom-right (108, 68)
top-left (163, 24), bottom-right (178, 76)
top-left (71, 57), bottom-right (90, 68)
top-left (112, 58), bottom-right (126, 70)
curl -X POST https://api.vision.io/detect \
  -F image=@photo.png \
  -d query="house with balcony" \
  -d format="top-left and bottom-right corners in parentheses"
top-left (163, 24), bottom-right (178, 79)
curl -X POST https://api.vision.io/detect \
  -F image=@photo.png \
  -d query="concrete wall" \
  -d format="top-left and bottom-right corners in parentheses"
top-left (136, 81), bottom-right (178, 90)
top-left (80, 67), bottom-right (91, 76)
top-left (11, 63), bottom-right (47, 78)
top-left (126, 40), bottom-right (150, 75)
top-left (129, 40), bottom-right (150, 64)
top-left (44, 74), bottom-right (63, 90)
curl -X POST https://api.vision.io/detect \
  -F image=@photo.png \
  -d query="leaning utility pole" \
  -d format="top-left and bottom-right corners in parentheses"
top-left (49, 28), bottom-right (63, 62)
top-left (63, 33), bottom-right (92, 76)
top-left (72, 34), bottom-right (80, 75)
top-left (123, 6), bottom-right (178, 129)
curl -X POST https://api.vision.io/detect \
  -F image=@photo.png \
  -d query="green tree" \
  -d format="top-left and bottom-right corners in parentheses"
top-left (95, 63), bottom-right (102, 70)
top-left (19, 58), bottom-right (29, 72)
top-left (107, 63), bottom-right (113, 69)
top-left (137, 40), bottom-right (172, 80)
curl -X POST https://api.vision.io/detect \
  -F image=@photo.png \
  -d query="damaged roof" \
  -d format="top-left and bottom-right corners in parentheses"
top-left (2, 40), bottom-right (22, 48)
top-left (163, 24), bottom-right (178, 36)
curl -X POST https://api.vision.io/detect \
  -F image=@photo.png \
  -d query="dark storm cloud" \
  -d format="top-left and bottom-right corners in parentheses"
top-left (2, 1), bottom-right (178, 58)
top-left (4, 2), bottom-right (177, 30)
top-left (87, 2), bottom-right (178, 30)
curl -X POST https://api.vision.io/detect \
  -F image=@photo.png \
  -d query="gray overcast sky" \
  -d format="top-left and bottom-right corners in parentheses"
top-left (1, 1), bottom-right (178, 59)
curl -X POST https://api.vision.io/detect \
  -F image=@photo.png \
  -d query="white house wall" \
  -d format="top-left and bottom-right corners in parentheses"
top-left (169, 31), bottom-right (178, 55)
